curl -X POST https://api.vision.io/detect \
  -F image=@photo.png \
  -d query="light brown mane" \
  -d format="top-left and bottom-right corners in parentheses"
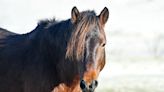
top-left (66, 11), bottom-right (100, 61)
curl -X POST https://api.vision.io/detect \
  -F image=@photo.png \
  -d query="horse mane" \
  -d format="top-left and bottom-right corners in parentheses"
top-left (66, 10), bottom-right (99, 61)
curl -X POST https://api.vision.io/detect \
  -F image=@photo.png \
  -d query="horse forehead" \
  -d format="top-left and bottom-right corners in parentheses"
top-left (79, 12), bottom-right (98, 24)
top-left (89, 25), bottom-right (105, 39)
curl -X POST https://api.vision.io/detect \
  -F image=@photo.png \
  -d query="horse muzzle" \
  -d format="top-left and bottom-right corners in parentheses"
top-left (80, 80), bottom-right (98, 92)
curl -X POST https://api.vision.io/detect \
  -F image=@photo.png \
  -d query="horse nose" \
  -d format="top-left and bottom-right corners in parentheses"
top-left (80, 80), bottom-right (98, 92)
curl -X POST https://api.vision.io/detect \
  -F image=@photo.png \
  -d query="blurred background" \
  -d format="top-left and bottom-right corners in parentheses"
top-left (0, 0), bottom-right (164, 92)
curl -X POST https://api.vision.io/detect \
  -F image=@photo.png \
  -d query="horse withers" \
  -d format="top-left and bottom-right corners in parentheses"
top-left (0, 6), bottom-right (109, 92)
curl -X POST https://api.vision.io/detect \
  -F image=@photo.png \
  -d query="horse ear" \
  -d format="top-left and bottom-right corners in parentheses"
top-left (98, 7), bottom-right (109, 26)
top-left (71, 6), bottom-right (80, 23)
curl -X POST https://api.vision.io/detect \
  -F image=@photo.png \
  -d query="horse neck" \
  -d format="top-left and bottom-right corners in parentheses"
top-left (37, 20), bottom-right (72, 61)
top-left (32, 20), bottom-right (83, 85)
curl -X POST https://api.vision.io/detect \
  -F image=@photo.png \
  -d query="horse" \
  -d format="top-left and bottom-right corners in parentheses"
top-left (0, 6), bottom-right (109, 92)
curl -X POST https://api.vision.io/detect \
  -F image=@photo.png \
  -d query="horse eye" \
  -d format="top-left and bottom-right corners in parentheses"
top-left (101, 43), bottom-right (106, 47)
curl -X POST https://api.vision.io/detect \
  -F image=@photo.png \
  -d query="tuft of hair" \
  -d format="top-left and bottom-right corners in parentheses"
top-left (37, 18), bottom-right (57, 29)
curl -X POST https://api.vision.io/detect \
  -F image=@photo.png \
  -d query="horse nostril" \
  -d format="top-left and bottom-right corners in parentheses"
top-left (89, 85), bottom-right (93, 89)
top-left (88, 80), bottom-right (98, 91)
top-left (80, 80), bottom-right (87, 89)
top-left (94, 80), bottom-right (98, 87)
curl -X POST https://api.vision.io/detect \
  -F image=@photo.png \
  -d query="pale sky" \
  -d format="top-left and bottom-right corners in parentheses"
top-left (0, 0), bottom-right (110, 33)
